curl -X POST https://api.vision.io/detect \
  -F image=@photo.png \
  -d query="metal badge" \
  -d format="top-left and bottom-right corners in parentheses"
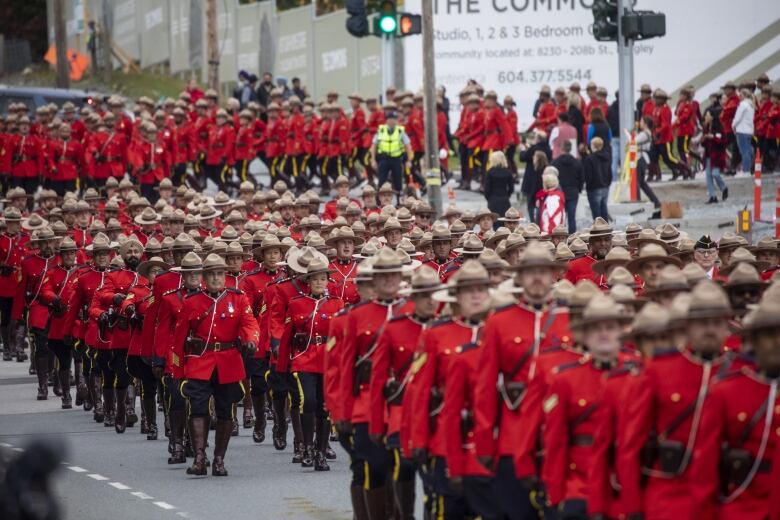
top-left (228, 302), bottom-right (234, 314)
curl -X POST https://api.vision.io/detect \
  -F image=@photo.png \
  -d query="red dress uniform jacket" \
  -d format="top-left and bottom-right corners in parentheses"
top-left (205, 124), bottom-right (235, 166)
top-left (410, 317), bottom-right (482, 457)
top-left (366, 110), bottom-right (385, 148)
top-left (720, 94), bottom-right (739, 135)
top-left (12, 254), bottom-right (57, 329)
top-left (193, 116), bottom-right (212, 155)
top-left (515, 342), bottom-right (582, 479)
top-left (565, 255), bottom-right (598, 284)
top-left (9, 134), bottom-right (45, 178)
top-left (266, 277), bottom-right (309, 360)
top-left (69, 118), bottom-right (87, 143)
top-left (91, 269), bottom-right (145, 350)
top-left (64, 267), bottom-right (111, 347)
top-left (114, 114), bottom-right (134, 143)
top-left (505, 108), bottom-right (520, 145)
top-left (482, 106), bottom-right (509, 151)
top-left (530, 100), bottom-right (557, 133)
top-left (234, 126), bottom-right (255, 161)
top-left (303, 119), bottom-right (319, 156)
top-left (329, 116), bottom-right (351, 157)
top-left (122, 282), bottom-right (153, 357)
top-left (264, 119), bottom-right (285, 159)
top-left (171, 289), bottom-right (260, 384)
top-left (339, 299), bottom-right (413, 425)
top-left (280, 294), bottom-right (343, 373)
top-left (285, 114), bottom-right (306, 156)
top-left (239, 267), bottom-right (284, 356)
top-left (156, 287), bottom-right (196, 379)
top-left (324, 309), bottom-right (349, 422)
top-left (38, 263), bottom-right (83, 340)
top-left (0, 233), bottom-right (29, 298)
top-left (653, 104), bottom-right (674, 144)
top-left (755, 100), bottom-right (772, 138)
top-left (464, 109), bottom-right (485, 150)
top-left (88, 131), bottom-right (127, 179)
top-left (674, 101), bottom-right (696, 137)
top-left (542, 356), bottom-right (630, 507)
top-left (621, 348), bottom-right (736, 520)
top-left (473, 300), bottom-right (571, 474)
top-left (252, 118), bottom-right (267, 152)
top-left (588, 363), bottom-right (643, 518)
top-left (173, 123), bottom-right (193, 164)
top-left (328, 259), bottom-right (359, 305)
top-left (689, 366), bottom-right (780, 520)
top-left (350, 108), bottom-right (368, 149)
top-left (317, 119), bottom-right (332, 160)
top-left (405, 110), bottom-right (425, 153)
top-left (133, 140), bottom-right (170, 185)
top-left (368, 313), bottom-right (427, 437)
top-left (48, 139), bottom-right (85, 181)
top-left (442, 340), bottom-right (492, 477)
top-left (767, 102), bottom-right (780, 140)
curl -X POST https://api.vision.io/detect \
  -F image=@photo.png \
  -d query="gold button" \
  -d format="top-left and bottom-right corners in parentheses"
top-left (569, 463), bottom-right (576, 470)
top-left (514, 337), bottom-right (522, 343)
top-left (364, 331), bottom-right (371, 335)
top-left (578, 398), bottom-right (587, 407)
top-left (737, 412), bottom-right (747, 422)
top-left (399, 346), bottom-right (405, 352)
top-left (671, 393), bottom-right (681, 402)
top-left (444, 349), bottom-right (451, 355)
top-left (562, 336), bottom-right (570, 343)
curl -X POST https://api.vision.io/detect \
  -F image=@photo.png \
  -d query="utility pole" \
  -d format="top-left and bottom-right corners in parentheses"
top-left (206, 0), bottom-right (219, 92)
top-left (421, 0), bottom-right (442, 216)
top-left (101, 1), bottom-right (112, 83)
top-left (381, 34), bottom-right (395, 97)
top-left (53, 0), bottom-right (70, 89)
top-left (617, 0), bottom-right (635, 170)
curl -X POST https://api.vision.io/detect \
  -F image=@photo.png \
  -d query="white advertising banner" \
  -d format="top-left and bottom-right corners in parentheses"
top-left (404, 0), bottom-right (780, 130)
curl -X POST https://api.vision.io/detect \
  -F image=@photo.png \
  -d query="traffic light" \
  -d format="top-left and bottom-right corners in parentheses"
top-left (346, 0), bottom-right (369, 38)
top-left (592, 0), bottom-right (618, 42)
top-left (398, 13), bottom-right (422, 36)
top-left (374, 0), bottom-right (397, 36)
top-left (621, 11), bottom-right (667, 40)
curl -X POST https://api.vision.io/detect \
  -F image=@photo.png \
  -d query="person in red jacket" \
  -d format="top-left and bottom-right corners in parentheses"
top-left (132, 122), bottom-right (171, 204)
top-left (283, 96), bottom-right (307, 192)
top-left (280, 256), bottom-right (344, 471)
top-left (364, 96), bottom-right (385, 184)
top-left (302, 106), bottom-right (320, 184)
top-left (264, 102), bottom-right (289, 189)
top-left (328, 104), bottom-right (352, 190)
top-left (689, 290), bottom-right (779, 520)
top-left (234, 110), bottom-right (256, 190)
top-left (651, 89), bottom-right (692, 181)
top-left (542, 293), bottom-right (632, 517)
top-left (407, 261), bottom-right (489, 519)
top-left (620, 280), bottom-right (735, 520)
top-left (474, 242), bottom-right (571, 520)
top-left (13, 227), bottom-right (58, 401)
top-left (504, 95), bottom-right (520, 174)
top-left (38, 237), bottom-right (82, 409)
top-left (204, 109), bottom-right (235, 194)
top-left (347, 93), bottom-right (368, 181)
top-left (461, 94), bottom-right (486, 190)
top-left (9, 117), bottom-right (45, 202)
top-left (755, 86), bottom-right (773, 172)
top-left (720, 81), bottom-right (741, 175)
top-left (674, 88), bottom-right (697, 169)
top-left (47, 123), bottom-right (85, 197)
top-left (87, 115), bottom-right (127, 188)
top-left (528, 86), bottom-right (558, 134)
top-left (565, 217), bottom-right (613, 284)
top-left (172, 253), bottom-right (260, 477)
top-left (155, 251), bottom-right (202, 464)
top-left (765, 90), bottom-right (780, 174)
top-left (400, 98), bottom-right (426, 188)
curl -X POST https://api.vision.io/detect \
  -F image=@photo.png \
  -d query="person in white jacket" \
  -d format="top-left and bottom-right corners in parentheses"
top-left (732, 88), bottom-right (755, 174)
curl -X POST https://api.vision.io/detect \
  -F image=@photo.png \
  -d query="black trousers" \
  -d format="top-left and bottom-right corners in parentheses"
top-left (377, 156), bottom-right (403, 195)
top-left (46, 338), bottom-right (73, 369)
top-left (353, 422), bottom-right (390, 489)
top-left (636, 157), bottom-right (661, 207)
top-left (31, 328), bottom-right (49, 360)
top-left (163, 375), bottom-right (186, 413)
top-left (172, 163), bottom-right (188, 186)
top-left (95, 349), bottom-right (131, 390)
top-left (387, 433), bottom-right (415, 483)
top-left (244, 356), bottom-right (270, 397)
top-left (463, 476), bottom-right (502, 520)
top-left (292, 371), bottom-right (326, 418)
top-left (338, 429), bottom-right (366, 487)
top-left (140, 183), bottom-right (159, 204)
top-left (494, 456), bottom-right (537, 520)
top-left (181, 368), bottom-right (244, 420)
top-left (126, 355), bottom-right (157, 399)
top-left (204, 162), bottom-right (229, 192)
top-left (430, 456), bottom-right (471, 520)
top-left (268, 367), bottom-right (301, 408)
top-left (49, 179), bottom-right (77, 197)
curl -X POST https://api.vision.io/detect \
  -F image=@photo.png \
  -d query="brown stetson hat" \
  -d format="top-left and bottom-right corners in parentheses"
top-left (686, 280), bottom-right (732, 320)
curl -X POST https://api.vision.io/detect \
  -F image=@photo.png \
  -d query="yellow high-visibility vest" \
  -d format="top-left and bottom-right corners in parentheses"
top-left (376, 124), bottom-right (405, 158)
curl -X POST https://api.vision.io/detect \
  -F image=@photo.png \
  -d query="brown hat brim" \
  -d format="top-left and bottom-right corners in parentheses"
top-left (626, 255), bottom-right (681, 274)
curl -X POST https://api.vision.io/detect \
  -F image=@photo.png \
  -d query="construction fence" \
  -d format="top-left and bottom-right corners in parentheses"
top-left (46, 0), bottom-right (396, 106)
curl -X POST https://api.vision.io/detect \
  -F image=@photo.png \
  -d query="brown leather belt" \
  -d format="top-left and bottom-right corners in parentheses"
top-left (204, 341), bottom-right (238, 352)
top-left (570, 434), bottom-right (594, 447)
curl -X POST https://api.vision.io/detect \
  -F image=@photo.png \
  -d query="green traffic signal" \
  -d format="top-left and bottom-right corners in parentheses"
top-left (379, 14), bottom-right (397, 33)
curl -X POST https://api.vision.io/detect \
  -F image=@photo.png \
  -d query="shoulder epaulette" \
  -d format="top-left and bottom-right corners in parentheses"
top-left (443, 263), bottom-right (459, 274)
top-left (553, 358), bottom-right (586, 374)
top-left (493, 303), bottom-right (516, 313)
top-left (162, 288), bottom-right (180, 297)
top-left (184, 290), bottom-right (203, 299)
top-left (349, 300), bottom-right (371, 311)
top-left (715, 369), bottom-right (742, 383)
top-left (540, 344), bottom-right (563, 354)
top-left (245, 267), bottom-right (262, 276)
top-left (607, 361), bottom-right (638, 379)
top-left (227, 287), bottom-right (241, 294)
top-left (652, 347), bottom-right (680, 359)
top-left (334, 308), bottom-right (349, 317)
top-left (429, 317), bottom-right (454, 329)
top-left (271, 277), bottom-right (290, 286)
top-left (389, 312), bottom-right (412, 323)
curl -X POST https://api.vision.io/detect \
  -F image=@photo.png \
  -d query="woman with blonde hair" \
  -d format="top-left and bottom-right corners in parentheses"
top-left (484, 151), bottom-right (514, 226)
top-left (536, 166), bottom-right (566, 234)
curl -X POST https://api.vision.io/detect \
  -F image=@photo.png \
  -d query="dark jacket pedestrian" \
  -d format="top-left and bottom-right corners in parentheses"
top-left (567, 104), bottom-right (585, 144)
top-left (552, 140), bottom-right (584, 232)
top-left (521, 147), bottom-right (550, 224)
top-left (484, 152), bottom-right (514, 221)
top-left (583, 137), bottom-right (612, 221)
top-left (608, 98), bottom-right (620, 138)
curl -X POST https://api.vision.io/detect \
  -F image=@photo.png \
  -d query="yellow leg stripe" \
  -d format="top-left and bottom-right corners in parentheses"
top-left (293, 372), bottom-right (304, 414)
top-left (393, 448), bottom-right (401, 482)
top-left (666, 143), bottom-right (679, 164)
top-left (363, 460), bottom-right (371, 490)
top-left (684, 136), bottom-right (689, 155)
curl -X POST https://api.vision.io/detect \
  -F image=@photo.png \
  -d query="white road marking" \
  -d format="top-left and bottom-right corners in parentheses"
top-left (154, 502), bottom-right (176, 510)
top-left (109, 482), bottom-right (131, 490)
top-left (131, 491), bottom-right (154, 500)
top-left (67, 466), bottom-right (88, 473)
top-left (87, 473), bottom-right (109, 481)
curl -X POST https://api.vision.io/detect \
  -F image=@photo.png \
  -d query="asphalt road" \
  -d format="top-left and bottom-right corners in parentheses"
top-left (0, 361), bottom-right (356, 520)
